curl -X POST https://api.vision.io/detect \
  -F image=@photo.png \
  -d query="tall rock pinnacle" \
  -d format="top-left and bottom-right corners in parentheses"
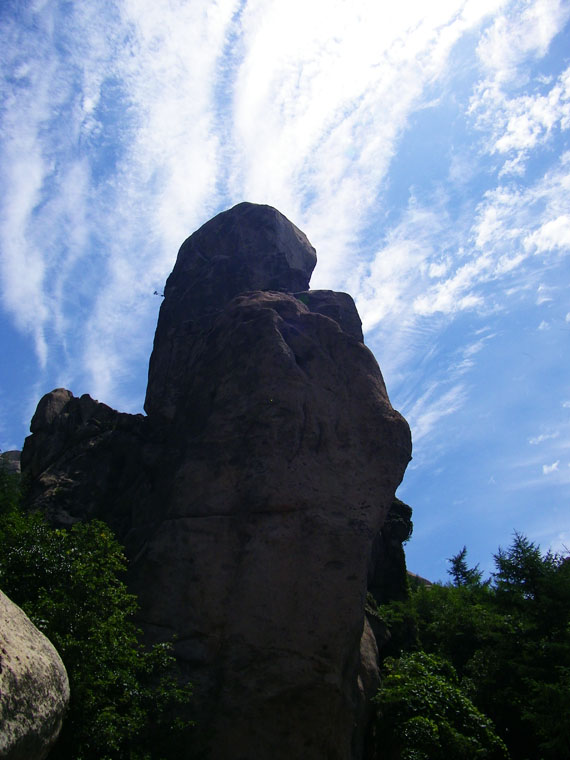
top-left (22, 202), bottom-right (412, 760)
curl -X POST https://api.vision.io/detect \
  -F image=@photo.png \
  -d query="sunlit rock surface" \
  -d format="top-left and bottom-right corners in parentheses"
top-left (0, 590), bottom-right (69, 760)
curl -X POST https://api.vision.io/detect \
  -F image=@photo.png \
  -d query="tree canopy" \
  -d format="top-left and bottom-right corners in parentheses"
top-left (374, 534), bottom-right (570, 760)
top-left (374, 651), bottom-right (508, 760)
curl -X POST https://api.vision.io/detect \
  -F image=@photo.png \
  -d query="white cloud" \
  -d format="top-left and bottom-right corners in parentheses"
top-left (1, 0), bottom-right (569, 429)
top-left (413, 257), bottom-right (488, 316)
top-left (404, 161), bottom-right (570, 319)
top-left (491, 68), bottom-right (570, 157)
top-left (403, 382), bottom-right (467, 445)
top-left (529, 431), bottom-right (559, 444)
top-left (472, 160), bottom-right (570, 270)
top-left (469, 1), bottom-right (570, 173)
top-left (229, 0), bottom-right (511, 287)
top-left (498, 152), bottom-right (528, 178)
top-left (475, 0), bottom-right (569, 83)
top-left (0, 0), bottom-right (238, 403)
top-left (0, 3), bottom-right (121, 373)
top-left (524, 214), bottom-right (570, 253)
top-left (354, 202), bottom-right (447, 332)
top-left (451, 332), bottom-right (497, 375)
top-left (542, 460), bottom-right (560, 474)
top-left (536, 283), bottom-right (555, 304)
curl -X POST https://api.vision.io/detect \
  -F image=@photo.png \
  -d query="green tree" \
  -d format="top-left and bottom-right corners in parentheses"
top-left (378, 577), bottom-right (499, 678)
top-left (373, 651), bottom-right (508, 760)
top-left (474, 534), bottom-right (570, 760)
top-left (524, 666), bottom-right (570, 758)
top-left (376, 536), bottom-right (570, 760)
top-left (0, 501), bottom-right (194, 760)
top-left (448, 546), bottom-right (485, 588)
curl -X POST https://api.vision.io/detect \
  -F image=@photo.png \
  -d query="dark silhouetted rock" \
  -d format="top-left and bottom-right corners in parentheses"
top-left (368, 497), bottom-right (413, 606)
top-left (22, 202), bottom-right (412, 759)
top-left (294, 289), bottom-right (363, 342)
top-left (146, 202), bottom-right (317, 422)
top-left (0, 589), bottom-right (69, 760)
top-left (22, 390), bottom-right (149, 536)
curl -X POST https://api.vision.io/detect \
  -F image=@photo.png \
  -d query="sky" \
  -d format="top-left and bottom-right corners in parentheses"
top-left (1, 0), bottom-right (569, 583)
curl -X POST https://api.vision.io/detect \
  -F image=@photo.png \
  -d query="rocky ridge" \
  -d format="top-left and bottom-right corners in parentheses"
top-left (21, 202), bottom-right (411, 759)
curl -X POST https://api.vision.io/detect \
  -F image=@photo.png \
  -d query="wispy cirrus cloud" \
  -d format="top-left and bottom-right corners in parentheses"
top-left (403, 381), bottom-right (468, 446)
top-left (474, 65), bottom-right (570, 177)
top-left (1, 0), bottom-right (568, 436)
top-left (76, 0), bottom-right (239, 404)
top-left (0, 2), bottom-right (121, 371)
top-left (1, 0), bottom-right (508, 405)
top-left (406, 153), bottom-right (570, 322)
top-left (474, 0), bottom-right (570, 84)
top-left (0, 0), bottom-right (238, 405)
top-left (469, 0), bottom-right (570, 175)
top-left (229, 0), bottom-right (508, 285)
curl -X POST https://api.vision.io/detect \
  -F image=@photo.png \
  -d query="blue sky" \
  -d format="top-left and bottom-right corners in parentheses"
top-left (1, 0), bottom-right (569, 582)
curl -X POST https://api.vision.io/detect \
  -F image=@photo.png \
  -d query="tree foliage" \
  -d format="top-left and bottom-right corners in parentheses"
top-left (374, 651), bottom-right (508, 760)
top-left (0, 456), bottom-right (21, 516)
top-left (375, 534), bottom-right (570, 760)
top-left (448, 546), bottom-right (485, 589)
top-left (0, 465), bottom-right (194, 760)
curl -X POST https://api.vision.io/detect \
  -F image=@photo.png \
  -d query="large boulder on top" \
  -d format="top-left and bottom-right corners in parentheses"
top-left (21, 202), bottom-right (412, 759)
top-left (0, 589), bottom-right (69, 760)
top-left (145, 202), bottom-right (317, 422)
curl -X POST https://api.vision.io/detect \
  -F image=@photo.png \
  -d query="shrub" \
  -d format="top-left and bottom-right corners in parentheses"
top-left (0, 495), bottom-right (194, 760)
top-left (374, 651), bottom-right (508, 760)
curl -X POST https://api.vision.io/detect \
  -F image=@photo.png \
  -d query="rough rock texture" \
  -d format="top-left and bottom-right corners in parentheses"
top-left (352, 617), bottom-right (381, 760)
top-left (0, 450), bottom-right (21, 475)
top-left (368, 497), bottom-right (413, 606)
top-left (0, 589), bottom-right (70, 760)
top-left (21, 202), bottom-right (412, 759)
top-left (21, 389), bottom-right (149, 537)
top-left (146, 201), bottom-right (317, 422)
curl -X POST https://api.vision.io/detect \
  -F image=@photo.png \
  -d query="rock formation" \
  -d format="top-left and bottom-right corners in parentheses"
top-left (22, 388), bottom-right (148, 537)
top-left (368, 498), bottom-right (413, 606)
top-left (21, 202), bottom-right (412, 759)
top-left (0, 450), bottom-right (21, 475)
top-left (0, 589), bottom-right (70, 760)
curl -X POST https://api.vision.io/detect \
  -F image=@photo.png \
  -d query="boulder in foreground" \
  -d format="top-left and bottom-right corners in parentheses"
top-left (0, 589), bottom-right (69, 760)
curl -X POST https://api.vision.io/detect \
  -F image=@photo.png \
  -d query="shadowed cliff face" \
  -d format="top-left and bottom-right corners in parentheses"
top-left (22, 202), bottom-right (411, 760)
